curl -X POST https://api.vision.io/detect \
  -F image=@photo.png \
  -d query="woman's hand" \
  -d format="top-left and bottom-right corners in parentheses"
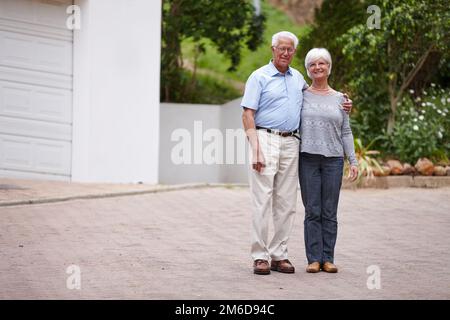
top-left (348, 165), bottom-right (358, 182)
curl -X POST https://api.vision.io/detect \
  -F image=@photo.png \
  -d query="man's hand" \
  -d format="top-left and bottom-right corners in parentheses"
top-left (348, 165), bottom-right (358, 182)
top-left (342, 93), bottom-right (352, 114)
top-left (252, 148), bottom-right (266, 173)
top-left (243, 108), bottom-right (266, 173)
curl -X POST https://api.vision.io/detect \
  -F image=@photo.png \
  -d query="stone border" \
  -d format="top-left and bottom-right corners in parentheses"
top-left (0, 183), bottom-right (248, 208)
top-left (342, 176), bottom-right (450, 189)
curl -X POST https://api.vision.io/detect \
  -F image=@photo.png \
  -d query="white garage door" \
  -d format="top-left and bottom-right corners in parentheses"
top-left (0, 0), bottom-right (73, 180)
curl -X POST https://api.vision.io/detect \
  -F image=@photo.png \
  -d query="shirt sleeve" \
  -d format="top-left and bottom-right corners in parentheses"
top-left (241, 71), bottom-right (262, 110)
top-left (341, 113), bottom-right (357, 166)
top-left (340, 95), bottom-right (358, 166)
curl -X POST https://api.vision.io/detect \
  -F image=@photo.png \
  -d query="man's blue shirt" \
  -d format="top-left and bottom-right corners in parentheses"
top-left (241, 61), bottom-right (307, 132)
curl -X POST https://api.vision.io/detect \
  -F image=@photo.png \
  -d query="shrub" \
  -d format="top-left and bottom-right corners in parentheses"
top-left (346, 137), bottom-right (384, 182)
top-left (166, 70), bottom-right (241, 105)
top-left (384, 86), bottom-right (450, 163)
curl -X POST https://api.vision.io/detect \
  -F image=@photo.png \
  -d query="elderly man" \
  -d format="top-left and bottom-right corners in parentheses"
top-left (241, 31), bottom-right (351, 275)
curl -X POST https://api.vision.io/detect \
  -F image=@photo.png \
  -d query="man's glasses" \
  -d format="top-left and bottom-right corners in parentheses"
top-left (274, 46), bottom-right (295, 54)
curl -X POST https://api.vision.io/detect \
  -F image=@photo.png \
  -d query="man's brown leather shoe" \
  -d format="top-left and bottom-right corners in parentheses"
top-left (270, 259), bottom-right (295, 273)
top-left (322, 262), bottom-right (338, 273)
top-left (306, 262), bottom-right (321, 273)
top-left (253, 259), bottom-right (270, 275)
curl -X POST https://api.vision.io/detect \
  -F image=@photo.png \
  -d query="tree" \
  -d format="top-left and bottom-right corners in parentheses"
top-left (339, 0), bottom-right (450, 134)
top-left (296, 0), bottom-right (367, 88)
top-left (161, 0), bottom-right (265, 102)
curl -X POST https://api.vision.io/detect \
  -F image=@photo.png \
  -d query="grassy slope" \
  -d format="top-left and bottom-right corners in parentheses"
top-left (181, 0), bottom-right (311, 87)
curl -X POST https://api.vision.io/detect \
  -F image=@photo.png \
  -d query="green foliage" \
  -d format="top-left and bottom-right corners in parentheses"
top-left (383, 86), bottom-right (450, 163)
top-left (300, 0), bottom-right (450, 147)
top-left (338, 0), bottom-right (450, 136)
top-left (351, 137), bottom-right (384, 181)
top-left (161, 0), bottom-right (265, 102)
top-left (182, 0), bottom-right (309, 83)
top-left (177, 70), bottom-right (241, 105)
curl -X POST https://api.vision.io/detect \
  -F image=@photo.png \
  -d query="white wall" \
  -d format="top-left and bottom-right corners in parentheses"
top-left (72, 0), bottom-right (161, 183)
top-left (220, 98), bottom-right (250, 184)
top-left (159, 99), bottom-right (249, 184)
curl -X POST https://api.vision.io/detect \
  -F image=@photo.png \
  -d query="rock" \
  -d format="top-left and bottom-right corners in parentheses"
top-left (415, 158), bottom-right (434, 176)
top-left (373, 165), bottom-right (391, 177)
top-left (433, 166), bottom-right (447, 176)
top-left (382, 165), bottom-right (392, 176)
top-left (402, 163), bottom-right (415, 175)
top-left (387, 160), bottom-right (403, 175)
top-left (446, 166), bottom-right (450, 176)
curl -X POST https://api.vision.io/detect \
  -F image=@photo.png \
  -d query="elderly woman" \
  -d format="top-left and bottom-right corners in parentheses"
top-left (299, 48), bottom-right (358, 273)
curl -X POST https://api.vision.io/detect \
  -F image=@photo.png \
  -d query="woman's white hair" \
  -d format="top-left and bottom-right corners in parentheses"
top-left (304, 48), bottom-right (332, 78)
top-left (272, 31), bottom-right (299, 49)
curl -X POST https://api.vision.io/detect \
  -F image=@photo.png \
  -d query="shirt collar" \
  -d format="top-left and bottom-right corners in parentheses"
top-left (268, 60), bottom-right (292, 76)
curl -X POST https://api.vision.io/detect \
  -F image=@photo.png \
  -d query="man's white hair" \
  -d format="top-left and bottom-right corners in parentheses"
top-left (272, 31), bottom-right (299, 49)
top-left (304, 48), bottom-right (332, 78)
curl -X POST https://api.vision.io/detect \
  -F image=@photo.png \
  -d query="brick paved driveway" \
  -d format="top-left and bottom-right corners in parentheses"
top-left (0, 187), bottom-right (449, 299)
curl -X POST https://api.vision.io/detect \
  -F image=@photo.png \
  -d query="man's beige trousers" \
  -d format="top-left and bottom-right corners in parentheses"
top-left (249, 130), bottom-right (299, 261)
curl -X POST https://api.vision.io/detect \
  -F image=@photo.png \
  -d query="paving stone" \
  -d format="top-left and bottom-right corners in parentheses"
top-left (0, 185), bottom-right (449, 299)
